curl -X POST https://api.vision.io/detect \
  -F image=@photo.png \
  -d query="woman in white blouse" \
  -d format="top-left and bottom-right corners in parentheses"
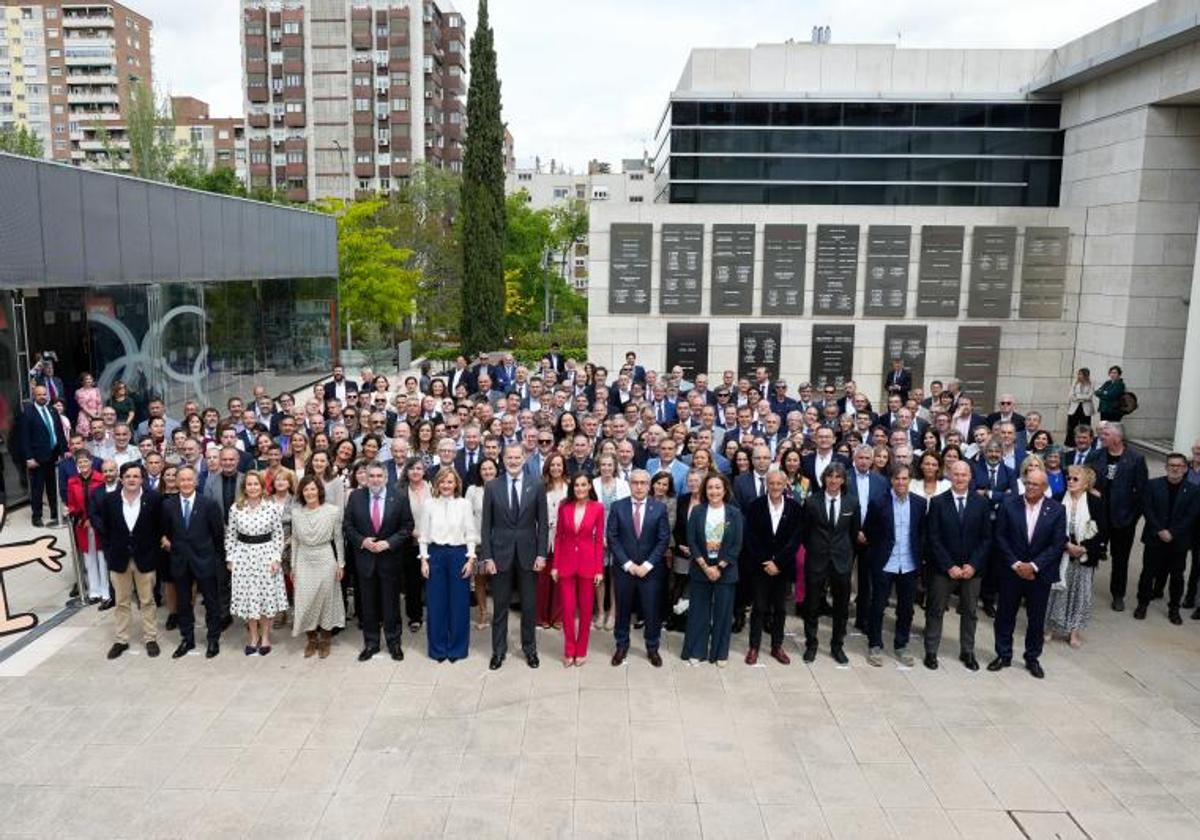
top-left (1066, 367), bottom-right (1094, 445)
top-left (418, 468), bottom-right (478, 662)
top-left (910, 451), bottom-right (951, 501)
top-left (592, 452), bottom-right (630, 631)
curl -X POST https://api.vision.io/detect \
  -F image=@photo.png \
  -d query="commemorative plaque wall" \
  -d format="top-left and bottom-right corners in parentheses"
top-left (814, 224), bottom-right (859, 316)
top-left (917, 225), bottom-right (964, 317)
top-left (737, 323), bottom-right (782, 380)
top-left (1019, 227), bottom-right (1069, 319)
top-left (711, 224), bottom-right (755, 315)
top-left (762, 224), bottom-right (806, 315)
top-left (956, 326), bottom-right (1002, 409)
top-left (864, 225), bottom-right (910, 317)
top-left (666, 322), bottom-right (710, 380)
top-left (660, 223), bottom-right (703, 314)
top-left (882, 325), bottom-right (928, 393)
top-left (967, 226), bottom-right (1016, 318)
top-left (810, 325), bottom-right (856, 390)
top-left (608, 223), bottom-right (652, 314)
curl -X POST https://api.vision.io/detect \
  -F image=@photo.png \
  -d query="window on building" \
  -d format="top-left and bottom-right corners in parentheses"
top-left (629, 195), bottom-right (644, 203)
top-left (283, 21), bottom-right (300, 35)
top-left (285, 74), bottom-right (302, 87)
top-left (629, 173), bottom-right (643, 180)
top-left (391, 71), bottom-right (408, 85)
top-left (378, 126), bottom-right (390, 142)
top-left (218, 129), bottom-right (230, 140)
top-left (592, 186), bottom-right (608, 200)
top-left (353, 74), bottom-right (370, 87)
top-left (271, 77), bottom-right (283, 93)
top-left (380, 177), bottom-right (391, 191)
top-left (356, 153), bottom-right (372, 164)
top-left (392, 97), bottom-right (408, 111)
top-left (354, 98), bottom-right (370, 111)
top-left (376, 25), bottom-right (388, 37)
top-left (285, 101), bottom-right (303, 113)
top-left (358, 178), bottom-right (370, 190)
top-left (552, 187), bottom-right (568, 199)
top-left (517, 172), bottom-right (531, 181)
top-left (251, 151), bottom-right (267, 164)
top-left (286, 150), bottom-right (303, 163)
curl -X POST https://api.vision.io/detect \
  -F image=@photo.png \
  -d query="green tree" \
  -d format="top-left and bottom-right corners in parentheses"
top-left (459, 0), bottom-right (507, 354)
top-left (335, 198), bottom-right (422, 343)
top-left (124, 80), bottom-right (177, 180)
top-left (503, 192), bottom-right (588, 335)
top-left (0, 125), bottom-right (43, 158)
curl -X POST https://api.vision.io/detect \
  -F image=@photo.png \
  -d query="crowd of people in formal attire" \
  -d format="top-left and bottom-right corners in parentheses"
top-left (8, 349), bottom-right (1200, 678)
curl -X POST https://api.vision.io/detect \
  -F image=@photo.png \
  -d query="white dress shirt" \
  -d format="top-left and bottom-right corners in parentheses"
top-left (122, 491), bottom-right (142, 532)
top-left (768, 496), bottom-right (786, 533)
top-left (418, 496), bottom-right (479, 558)
top-left (1020, 497), bottom-right (1044, 571)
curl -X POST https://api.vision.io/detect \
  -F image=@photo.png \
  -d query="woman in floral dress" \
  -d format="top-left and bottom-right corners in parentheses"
top-left (227, 471), bottom-right (287, 655)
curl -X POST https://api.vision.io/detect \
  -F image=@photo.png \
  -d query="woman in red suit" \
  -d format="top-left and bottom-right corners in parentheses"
top-left (66, 452), bottom-right (109, 607)
top-left (551, 472), bottom-right (605, 666)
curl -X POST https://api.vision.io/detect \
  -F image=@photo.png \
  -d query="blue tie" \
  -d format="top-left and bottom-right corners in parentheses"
top-left (182, 497), bottom-right (192, 528)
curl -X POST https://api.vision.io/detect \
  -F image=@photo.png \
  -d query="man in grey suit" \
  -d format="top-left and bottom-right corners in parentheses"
top-left (203, 446), bottom-right (244, 629)
top-left (480, 443), bottom-right (550, 670)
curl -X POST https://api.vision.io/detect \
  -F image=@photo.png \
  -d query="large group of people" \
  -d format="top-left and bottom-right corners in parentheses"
top-left (8, 350), bottom-right (1200, 678)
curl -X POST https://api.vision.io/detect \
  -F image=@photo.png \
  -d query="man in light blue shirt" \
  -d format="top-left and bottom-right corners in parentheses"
top-left (863, 463), bottom-right (927, 667)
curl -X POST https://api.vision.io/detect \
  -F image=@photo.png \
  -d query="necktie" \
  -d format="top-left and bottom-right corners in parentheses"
top-left (829, 498), bottom-right (836, 525)
top-left (633, 500), bottom-right (643, 538)
top-left (989, 467), bottom-right (996, 487)
top-left (39, 405), bottom-right (55, 439)
top-left (657, 403), bottom-right (664, 423)
top-left (956, 496), bottom-right (965, 519)
top-left (511, 478), bottom-right (520, 512)
top-left (371, 494), bottom-right (383, 531)
top-left (182, 497), bottom-right (191, 528)
top-left (757, 476), bottom-right (765, 497)
top-left (467, 450), bottom-right (474, 471)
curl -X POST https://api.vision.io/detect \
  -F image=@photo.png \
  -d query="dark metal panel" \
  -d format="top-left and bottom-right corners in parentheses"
top-left (762, 224), bottom-right (806, 316)
top-left (176, 191), bottom-right (204, 280)
top-left (38, 165), bottom-right (86, 286)
top-left (814, 224), bottom-right (859, 316)
top-left (883, 325), bottom-right (928, 395)
top-left (80, 173), bottom-right (121, 285)
top-left (737, 323), bottom-right (781, 380)
top-left (956, 326), bottom-right (1002, 409)
top-left (710, 224), bottom-right (755, 315)
top-left (608, 223), bottom-right (652, 314)
top-left (147, 183), bottom-right (180, 281)
top-left (0, 155), bottom-right (46, 285)
top-left (200, 194), bottom-right (224, 280)
top-left (660, 223), bottom-right (703, 314)
top-left (967, 226), bottom-right (1016, 318)
top-left (810, 324), bottom-right (856, 390)
top-left (666, 322), bottom-right (709, 381)
top-left (1019, 226), bottom-right (1069, 319)
top-left (917, 225), bottom-right (964, 317)
top-left (863, 225), bottom-right (910, 317)
top-left (116, 178), bottom-right (152, 282)
top-left (221, 196), bottom-right (244, 279)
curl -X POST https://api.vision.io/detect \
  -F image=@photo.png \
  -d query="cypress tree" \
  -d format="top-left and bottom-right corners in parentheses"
top-left (459, 0), bottom-right (507, 354)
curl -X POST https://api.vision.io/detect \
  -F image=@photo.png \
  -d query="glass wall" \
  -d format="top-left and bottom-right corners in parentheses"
top-left (0, 292), bottom-right (25, 506)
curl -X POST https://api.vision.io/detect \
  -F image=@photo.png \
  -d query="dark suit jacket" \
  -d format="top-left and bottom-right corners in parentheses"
top-left (323, 379), bottom-right (359, 402)
top-left (845, 468), bottom-right (889, 526)
top-left (1092, 447), bottom-right (1148, 529)
top-left (733, 472), bottom-right (770, 512)
top-left (686, 503), bottom-right (743, 584)
top-left (542, 353), bottom-right (565, 376)
top-left (650, 400), bottom-right (678, 426)
top-left (479, 474), bottom-right (549, 572)
top-left (926, 491), bottom-right (992, 575)
top-left (1141, 479), bottom-right (1200, 548)
top-left (606, 496), bottom-right (670, 573)
top-left (801, 452), bottom-right (851, 489)
top-left (203, 470), bottom-right (245, 522)
top-left (1065, 447), bottom-right (1101, 468)
top-left (863, 492), bottom-right (927, 573)
top-left (741, 494), bottom-right (804, 581)
top-left (886, 368), bottom-right (912, 401)
top-left (161, 493), bottom-right (226, 578)
top-left (343, 487), bottom-right (414, 576)
top-left (92, 490), bottom-right (162, 574)
top-left (986, 411), bottom-right (1026, 432)
top-left (802, 493), bottom-right (861, 577)
top-left (973, 461), bottom-right (1017, 510)
top-left (453, 449), bottom-right (483, 485)
top-left (995, 494), bottom-right (1068, 584)
top-left (14, 401), bottom-right (67, 464)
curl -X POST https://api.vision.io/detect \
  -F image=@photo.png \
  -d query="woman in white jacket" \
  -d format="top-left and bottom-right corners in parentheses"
top-left (1067, 367), bottom-right (1094, 445)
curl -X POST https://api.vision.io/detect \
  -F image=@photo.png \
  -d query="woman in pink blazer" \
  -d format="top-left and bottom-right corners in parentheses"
top-left (551, 472), bottom-right (605, 666)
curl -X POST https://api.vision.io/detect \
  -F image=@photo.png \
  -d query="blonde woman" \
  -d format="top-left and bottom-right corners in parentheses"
top-left (592, 452), bottom-right (630, 630)
top-left (227, 471), bottom-right (287, 655)
top-left (418, 468), bottom-right (477, 662)
top-left (1047, 465), bottom-right (1107, 648)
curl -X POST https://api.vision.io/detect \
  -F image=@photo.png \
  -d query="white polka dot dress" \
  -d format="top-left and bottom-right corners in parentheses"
top-left (227, 500), bottom-right (288, 620)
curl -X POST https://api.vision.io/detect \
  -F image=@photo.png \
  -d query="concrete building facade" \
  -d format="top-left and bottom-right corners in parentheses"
top-left (589, 0), bottom-right (1200, 450)
top-left (170, 95), bottom-right (247, 183)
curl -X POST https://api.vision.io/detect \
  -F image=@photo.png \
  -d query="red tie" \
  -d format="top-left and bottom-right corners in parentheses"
top-left (633, 501), bottom-right (643, 538)
top-left (371, 494), bottom-right (383, 532)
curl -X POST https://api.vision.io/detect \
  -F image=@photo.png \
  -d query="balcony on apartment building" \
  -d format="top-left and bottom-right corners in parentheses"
top-left (66, 70), bottom-right (119, 86)
top-left (68, 88), bottom-right (119, 105)
top-left (62, 11), bottom-right (116, 29)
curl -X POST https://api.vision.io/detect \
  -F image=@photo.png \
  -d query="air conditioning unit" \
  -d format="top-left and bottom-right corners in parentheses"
top-left (379, 137), bottom-right (389, 146)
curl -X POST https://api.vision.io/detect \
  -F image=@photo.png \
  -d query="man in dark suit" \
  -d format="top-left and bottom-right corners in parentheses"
top-left (607, 469), bottom-right (671, 667)
top-left (985, 394), bottom-right (1026, 433)
top-left (162, 465), bottom-right (226, 658)
top-left (1067, 425), bottom-right (1101, 467)
top-left (846, 445), bottom-right (889, 633)
top-left (1092, 423), bottom-right (1148, 612)
top-left (988, 466), bottom-right (1067, 679)
top-left (862, 462), bottom-right (926, 667)
top-left (14, 384), bottom-right (67, 527)
top-left (974, 441), bottom-right (1017, 617)
top-left (742, 470), bottom-right (804, 665)
top-left (203, 446), bottom-right (245, 628)
top-left (92, 463), bottom-right (161, 659)
top-left (731, 444), bottom-right (774, 631)
top-left (323, 364), bottom-right (358, 404)
top-left (623, 351), bottom-right (647, 386)
top-left (1134, 453), bottom-right (1200, 624)
top-left (344, 461), bottom-right (415, 661)
top-left (924, 460), bottom-right (992, 670)
top-left (801, 427), bottom-right (850, 492)
top-left (542, 343), bottom-right (565, 377)
top-left (801, 462), bottom-right (860, 664)
top-left (480, 444), bottom-right (550, 670)
top-left (885, 358), bottom-right (912, 404)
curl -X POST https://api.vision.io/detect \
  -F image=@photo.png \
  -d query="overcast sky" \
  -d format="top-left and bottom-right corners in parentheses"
top-left (143, 0), bottom-right (1149, 173)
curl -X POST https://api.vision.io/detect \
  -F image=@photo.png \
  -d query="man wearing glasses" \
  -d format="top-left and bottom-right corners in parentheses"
top-left (987, 394), bottom-right (1026, 432)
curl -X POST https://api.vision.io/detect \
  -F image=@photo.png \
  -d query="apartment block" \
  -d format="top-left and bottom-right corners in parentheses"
top-left (241, 0), bottom-right (466, 204)
top-left (0, 0), bottom-right (150, 167)
top-left (171, 95), bottom-right (247, 183)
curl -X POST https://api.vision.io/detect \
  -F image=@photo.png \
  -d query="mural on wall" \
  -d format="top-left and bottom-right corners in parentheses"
top-left (0, 507), bottom-right (65, 637)
top-left (89, 305), bottom-right (210, 406)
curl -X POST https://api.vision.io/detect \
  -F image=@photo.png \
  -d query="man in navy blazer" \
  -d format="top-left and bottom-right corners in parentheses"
top-left (607, 470), bottom-right (671, 667)
top-left (801, 427), bottom-right (851, 492)
top-left (923, 460), bottom-right (992, 670)
top-left (845, 445), bottom-right (889, 632)
top-left (863, 463), bottom-right (926, 667)
top-left (13, 384), bottom-right (67, 526)
top-left (161, 465), bottom-right (227, 659)
top-left (988, 466), bottom-right (1067, 678)
top-left (742, 470), bottom-right (804, 664)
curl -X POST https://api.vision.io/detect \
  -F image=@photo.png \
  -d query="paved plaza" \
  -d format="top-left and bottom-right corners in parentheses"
top-left (0, 510), bottom-right (1198, 839)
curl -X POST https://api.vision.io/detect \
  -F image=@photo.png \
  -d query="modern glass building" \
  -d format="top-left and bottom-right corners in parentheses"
top-left (0, 152), bottom-right (338, 502)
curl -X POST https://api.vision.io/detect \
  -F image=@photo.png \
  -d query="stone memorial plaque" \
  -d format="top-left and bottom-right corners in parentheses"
top-left (814, 224), bottom-right (859, 316)
top-left (955, 326), bottom-right (1002, 410)
top-left (666, 322), bottom-right (710, 381)
top-left (762, 224), bottom-right (806, 315)
top-left (917, 225), bottom-right (964, 317)
top-left (608, 223), bottom-right (652, 314)
top-left (660, 223), bottom-right (704, 314)
top-left (810, 324), bottom-right (856, 390)
top-left (864, 225), bottom-right (910, 317)
top-left (967, 226), bottom-right (1016, 318)
top-left (711, 224), bottom-right (755, 315)
top-left (738, 323), bottom-right (782, 381)
top-left (882, 325), bottom-right (928, 395)
top-left (1019, 226), bottom-right (1069, 319)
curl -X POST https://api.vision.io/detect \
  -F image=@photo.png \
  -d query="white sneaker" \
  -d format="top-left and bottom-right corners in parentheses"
top-left (867, 647), bottom-right (884, 667)
top-left (673, 598), bottom-right (690, 615)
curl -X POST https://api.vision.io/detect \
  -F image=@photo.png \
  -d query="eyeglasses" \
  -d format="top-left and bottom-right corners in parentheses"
top-left (538, 438), bottom-right (554, 445)
top-left (1000, 401), bottom-right (1013, 405)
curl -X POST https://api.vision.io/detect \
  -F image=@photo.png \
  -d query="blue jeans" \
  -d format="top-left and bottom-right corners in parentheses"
top-left (868, 568), bottom-right (918, 651)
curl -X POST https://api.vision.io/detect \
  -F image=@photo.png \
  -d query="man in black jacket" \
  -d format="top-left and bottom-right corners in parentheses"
top-left (742, 470), bottom-right (804, 665)
top-left (162, 465), bottom-right (227, 658)
top-left (924, 460), bottom-right (992, 670)
top-left (800, 462), bottom-right (860, 664)
top-left (1092, 423), bottom-right (1148, 611)
top-left (1134, 453), bottom-right (1200, 624)
top-left (92, 463), bottom-right (161, 659)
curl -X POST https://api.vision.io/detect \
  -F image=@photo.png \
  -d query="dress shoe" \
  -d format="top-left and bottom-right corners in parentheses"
top-left (611, 647), bottom-right (628, 667)
top-left (981, 602), bottom-right (996, 618)
top-left (1183, 596), bottom-right (1196, 610)
top-left (1025, 659), bottom-right (1045, 679)
top-left (106, 642), bottom-right (129, 660)
top-left (731, 614), bottom-right (745, 634)
top-left (97, 599), bottom-right (114, 612)
top-left (390, 646), bottom-right (405, 662)
top-left (165, 613), bottom-right (178, 631)
top-left (802, 645), bottom-right (817, 663)
top-left (145, 641), bottom-right (160, 658)
top-left (923, 653), bottom-right (938, 670)
top-left (769, 646), bottom-right (790, 665)
top-left (31, 518), bottom-right (43, 528)
top-left (647, 650), bottom-right (663, 668)
top-left (45, 518), bottom-right (60, 528)
top-left (357, 646), bottom-right (379, 662)
top-left (1133, 604), bottom-right (1147, 620)
top-left (1112, 597), bottom-right (1125, 612)
top-left (205, 641), bottom-right (220, 658)
top-left (172, 641), bottom-right (195, 659)
top-left (986, 656), bottom-right (1011, 672)
top-left (744, 647), bottom-right (759, 666)
top-left (1169, 609), bottom-right (1183, 626)
top-left (866, 647), bottom-right (884, 667)
top-left (831, 648), bottom-right (849, 666)
top-left (526, 652), bottom-right (540, 669)
top-left (960, 653), bottom-right (980, 671)
top-left (1193, 607), bottom-right (1200, 621)
top-left (489, 654), bottom-right (504, 670)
